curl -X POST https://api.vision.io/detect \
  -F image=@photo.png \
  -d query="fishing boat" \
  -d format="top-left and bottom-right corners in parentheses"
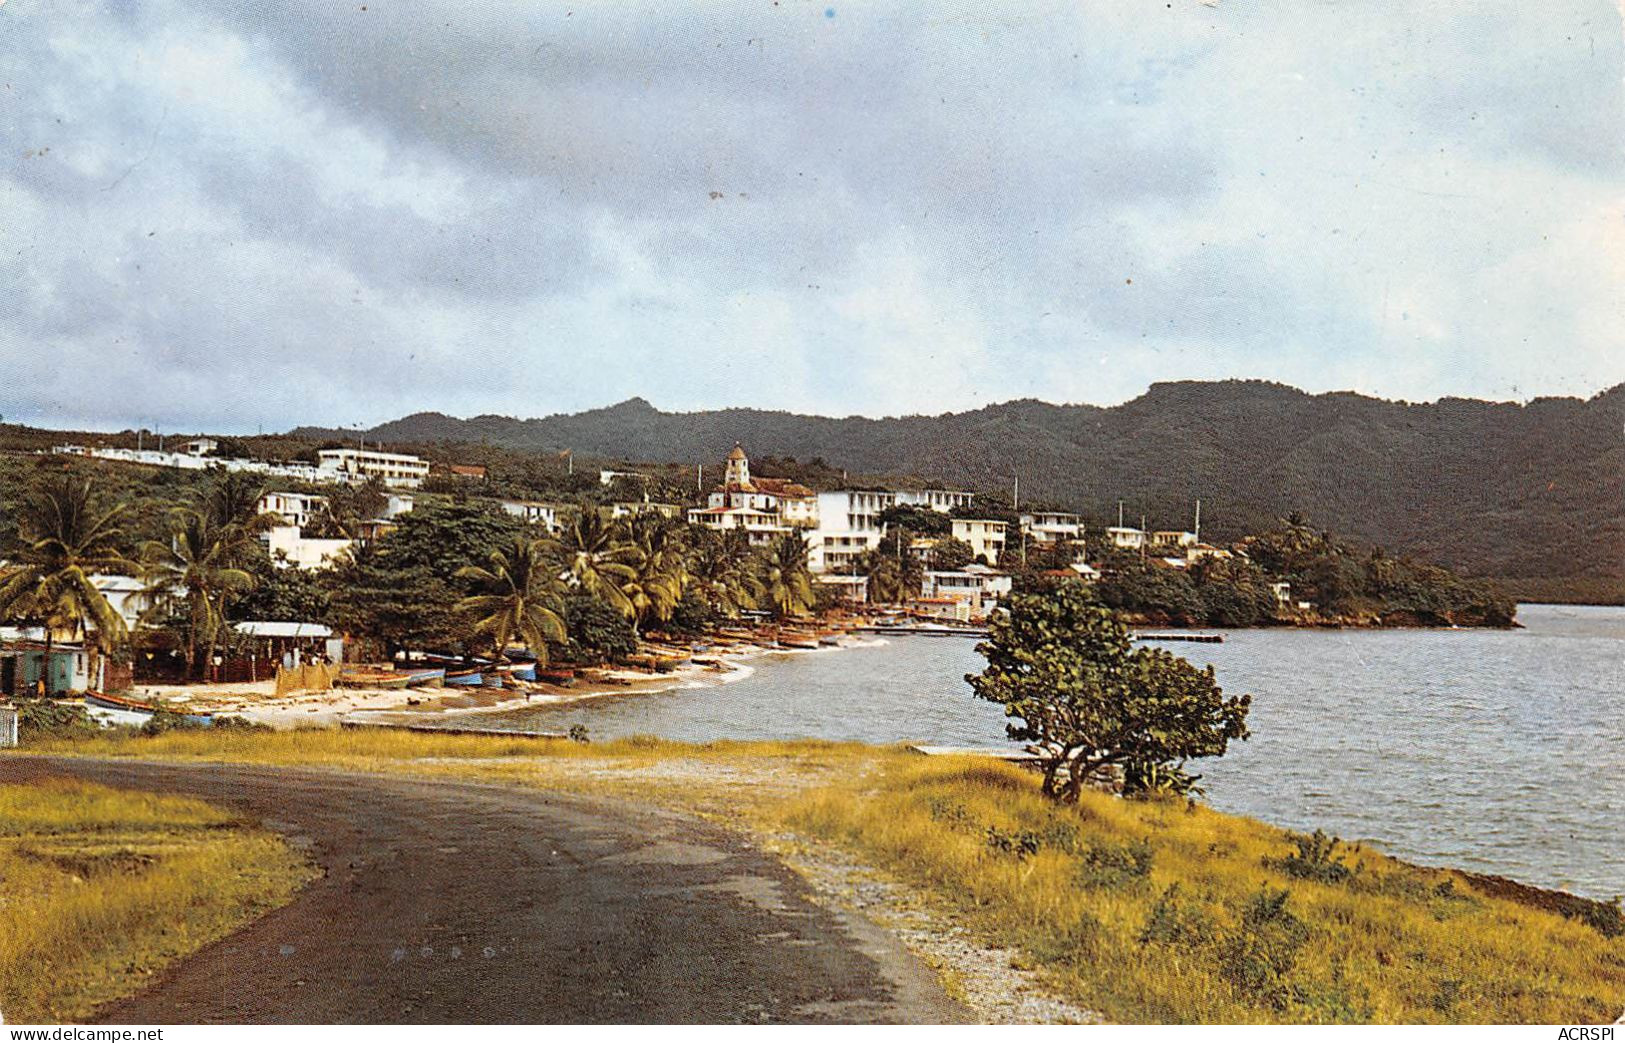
top-left (507, 662), bottom-right (538, 682)
top-left (535, 667), bottom-right (576, 687)
top-left (444, 668), bottom-right (485, 687)
top-left (401, 667), bottom-right (446, 687)
top-left (85, 692), bottom-right (213, 728)
top-left (779, 634), bottom-right (820, 650)
top-left (336, 670), bottom-right (415, 689)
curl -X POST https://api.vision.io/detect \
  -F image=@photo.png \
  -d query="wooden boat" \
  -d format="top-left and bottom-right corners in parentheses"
top-left (507, 662), bottom-right (538, 682)
top-left (336, 671), bottom-right (415, 689)
top-left (402, 667), bottom-right (446, 688)
top-left (535, 668), bottom-right (576, 687)
top-left (779, 635), bottom-right (820, 650)
top-left (444, 668), bottom-right (484, 687)
top-left (85, 692), bottom-right (213, 727)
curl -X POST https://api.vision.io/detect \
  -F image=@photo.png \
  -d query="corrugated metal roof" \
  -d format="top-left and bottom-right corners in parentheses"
top-left (232, 621), bottom-right (334, 638)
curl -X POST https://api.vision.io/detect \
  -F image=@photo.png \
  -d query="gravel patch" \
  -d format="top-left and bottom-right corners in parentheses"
top-left (767, 833), bottom-right (1105, 1025)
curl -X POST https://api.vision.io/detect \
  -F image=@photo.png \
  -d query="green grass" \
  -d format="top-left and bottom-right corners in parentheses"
top-left (18, 729), bottom-right (1625, 1024)
top-left (0, 779), bottom-right (315, 1024)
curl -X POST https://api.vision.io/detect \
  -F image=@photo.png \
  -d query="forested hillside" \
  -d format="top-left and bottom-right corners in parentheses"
top-left (288, 381), bottom-right (1621, 591)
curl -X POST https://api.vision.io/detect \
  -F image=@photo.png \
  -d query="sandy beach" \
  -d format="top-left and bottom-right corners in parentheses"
top-left (133, 635), bottom-right (862, 730)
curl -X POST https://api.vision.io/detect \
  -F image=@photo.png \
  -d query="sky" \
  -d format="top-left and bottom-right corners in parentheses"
top-left (2, 0), bottom-right (1622, 433)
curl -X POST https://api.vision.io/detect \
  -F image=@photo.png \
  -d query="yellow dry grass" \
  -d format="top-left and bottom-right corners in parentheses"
top-left (0, 779), bottom-right (314, 1024)
top-left (19, 730), bottom-right (1625, 1024)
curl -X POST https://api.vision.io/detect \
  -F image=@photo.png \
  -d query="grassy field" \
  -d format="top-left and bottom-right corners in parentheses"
top-left (16, 728), bottom-right (1625, 1024)
top-left (0, 778), bottom-right (315, 1024)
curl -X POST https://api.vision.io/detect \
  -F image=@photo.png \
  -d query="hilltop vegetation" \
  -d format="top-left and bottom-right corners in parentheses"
top-left (276, 381), bottom-right (1624, 598)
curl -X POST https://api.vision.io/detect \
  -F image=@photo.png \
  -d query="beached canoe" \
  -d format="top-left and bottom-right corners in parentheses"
top-left (85, 692), bottom-right (213, 727)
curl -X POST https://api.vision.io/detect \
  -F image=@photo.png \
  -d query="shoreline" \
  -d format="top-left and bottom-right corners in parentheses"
top-left (145, 634), bottom-right (875, 730)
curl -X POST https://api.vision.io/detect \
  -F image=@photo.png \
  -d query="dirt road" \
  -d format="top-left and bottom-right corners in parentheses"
top-left (1, 758), bottom-right (966, 1024)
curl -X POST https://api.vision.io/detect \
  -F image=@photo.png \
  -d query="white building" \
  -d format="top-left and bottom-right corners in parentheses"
top-left (611, 501), bottom-right (683, 520)
top-left (816, 574), bottom-right (869, 604)
top-left (90, 574), bottom-right (160, 630)
top-left (180, 438), bottom-right (218, 456)
top-left (258, 491), bottom-right (328, 529)
top-left (1106, 526), bottom-right (1148, 550)
top-left (689, 445), bottom-right (813, 547)
top-left (382, 494), bottom-right (416, 518)
top-left (499, 500), bottom-right (563, 531)
top-left (264, 526), bottom-right (353, 570)
top-left (951, 518), bottom-right (1008, 564)
top-left (1020, 511), bottom-right (1083, 544)
top-left (1152, 530), bottom-right (1199, 550)
top-left (921, 564), bottom-right (1012, 619)
top-left (316, 448), bottom-right (430, 488)
top-left (896, 489), bottom-right (976, 512)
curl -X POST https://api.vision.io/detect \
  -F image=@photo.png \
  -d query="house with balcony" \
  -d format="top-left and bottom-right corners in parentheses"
top-left (1106, 526), bottom-right (1148, 550)
top-left (1020, 511), bottom-right (1083, 544)
top-left (258, 491), bottom-right (328, 529)
top-left (920, 564), bottom-right (1012, 620)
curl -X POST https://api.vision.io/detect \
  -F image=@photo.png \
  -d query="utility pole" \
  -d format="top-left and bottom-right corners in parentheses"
top-left (1194, 498), bottom-right (1202, 543)
top-left (697, 463), bottom-right (703, 492)
top-left (1140, 514), bottom-right (1147, 561)
top-left (1118, 499), bottom-right (1125, 528)
top-left (1013, 475), bottom-right (1019, 510)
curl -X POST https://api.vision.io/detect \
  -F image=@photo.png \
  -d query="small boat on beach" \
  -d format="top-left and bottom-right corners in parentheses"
top-left (336, 670), bottom-right (416, 690)
top-left (85, 692), bottom-right (213, 727)
top-left (535, 667), bottom-right (576, 687)
top-left (444, 668), bottom-right (485, 687)
top-left (779, 634), bottom-right (820, 650)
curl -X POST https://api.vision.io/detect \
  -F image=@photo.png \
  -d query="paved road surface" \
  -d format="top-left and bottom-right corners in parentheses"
top-left (1, 758), bottom-right (967, 1024)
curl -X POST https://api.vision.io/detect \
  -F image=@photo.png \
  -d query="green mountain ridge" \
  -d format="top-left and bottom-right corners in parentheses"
top-left (280, 378), bottom-right (1616, 587)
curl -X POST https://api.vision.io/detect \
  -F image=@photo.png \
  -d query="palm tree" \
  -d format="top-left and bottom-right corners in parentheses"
top-left (688, 529), bottom-right (760, 617)
top-left (141, 507), bottom-right (255, 681)
top-left (756, 532), bottom-right (817, 620)
top-left (545, 508), bottom-right (641, 619)
top-left (621, 513), bottom-right (688, 633)
top-left (455, 537), bottom-right (568, 663)
top-left (0, 477), bottom-right (134, 693)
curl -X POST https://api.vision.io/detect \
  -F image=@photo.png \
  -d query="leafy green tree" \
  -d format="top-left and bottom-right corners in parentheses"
top-left (552, 594), bottom-right (638, 664)
top-left (0, 477), bottom-right (134, 689)
top-left (455, 537), bottom-right (568, 663)
top-left (928, 537), bottom-right (977, 571)
top-left (230, 559), bottom-right (332, 623)
top-left (1097, 561), bottom-right (1204, 623)
top-left (878, 504), bottom-right (951, 536)
top-left (967, 582), bottom-right (1250, 801)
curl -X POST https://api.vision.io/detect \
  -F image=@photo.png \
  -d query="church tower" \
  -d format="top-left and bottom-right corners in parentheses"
top-left (724, 443), bottom-right (752, 488)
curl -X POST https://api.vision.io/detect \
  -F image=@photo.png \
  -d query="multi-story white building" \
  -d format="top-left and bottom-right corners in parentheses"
top-left (895, 489), bottom-right (976, 513)
top-left (316, 448), bottom-right (430, 488)
top-left (1020, 511), bottom-right (1083, 544)
top-left (951, 518), bottom-right (1008, 564)
top-left (258, 491), bottom-right (328, 529)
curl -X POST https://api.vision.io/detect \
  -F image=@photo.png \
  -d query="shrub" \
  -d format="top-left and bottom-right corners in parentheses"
top-left (1076, 839), bottom-right (1155, 890)
top-left (1270, 829), bottom-right (1357, 885)
top-left (1140, 883), bottom-right (1218, 946)
top-left (139, 710), bottom-right (209, 737)
top-left (1220, 887), bottom-right (1310, 1009)
top-left (15, 699), bottom-right (96, 739)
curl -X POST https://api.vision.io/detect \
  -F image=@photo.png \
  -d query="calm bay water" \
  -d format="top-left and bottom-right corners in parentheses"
top-left (472, 604), bottom-right (1624, 897)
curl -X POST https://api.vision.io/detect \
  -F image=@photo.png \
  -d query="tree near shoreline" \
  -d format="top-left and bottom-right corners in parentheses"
top-left (967, 581), bottom-right (1251, 802)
